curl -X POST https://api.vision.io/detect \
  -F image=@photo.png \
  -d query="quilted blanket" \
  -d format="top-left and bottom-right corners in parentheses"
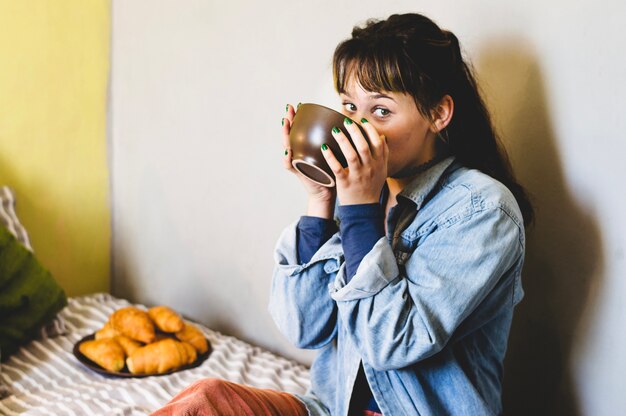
top-left (0, 293), bottom-right (310, 415)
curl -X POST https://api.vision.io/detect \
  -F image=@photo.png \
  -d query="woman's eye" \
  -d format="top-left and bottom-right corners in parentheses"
top-left (343, 103), bottom-right (357, 112)
top-left (373, 107), bottom-right (390, 117)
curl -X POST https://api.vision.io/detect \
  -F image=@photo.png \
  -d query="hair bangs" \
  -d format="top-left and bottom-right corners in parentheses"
top-left (333, 41), bottom-right (412, 96)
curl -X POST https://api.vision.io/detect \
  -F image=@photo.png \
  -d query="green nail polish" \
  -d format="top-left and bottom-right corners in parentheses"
top-left (286, 104), bottom-right (289, 112)
top-left (281, 118), bottom-right (284, 126)
top-left (297, 102), bottom-right (302, 109)
top-left (321, 143), bottom-right (328, 151)
top-left (361, 118), bottom-right (368, 124)
top-left (332, 126), bottom-right (341, 134)
top-left (344, 117), bottom-right (353, 125)
top-left (285, 149), bottom-right (288, 155)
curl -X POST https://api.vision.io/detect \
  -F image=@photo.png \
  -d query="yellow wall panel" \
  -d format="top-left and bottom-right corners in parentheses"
top-left (0, 0), bottom-right (111, 295)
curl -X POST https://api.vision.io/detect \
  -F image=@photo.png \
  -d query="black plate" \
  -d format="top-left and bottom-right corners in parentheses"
top-left (73, 333), bottom-right (212, 378)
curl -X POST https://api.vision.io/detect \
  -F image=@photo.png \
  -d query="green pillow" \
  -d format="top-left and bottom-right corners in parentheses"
top-left (0, 225), bottom-right (67, 360)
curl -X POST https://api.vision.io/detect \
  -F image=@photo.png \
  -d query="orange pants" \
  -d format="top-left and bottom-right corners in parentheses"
top-left (150, 378), bottom-right (308, 416)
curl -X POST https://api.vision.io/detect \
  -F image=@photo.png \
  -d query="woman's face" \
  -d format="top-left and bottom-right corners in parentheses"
top-left (339, 77), bottom-right (438, 178)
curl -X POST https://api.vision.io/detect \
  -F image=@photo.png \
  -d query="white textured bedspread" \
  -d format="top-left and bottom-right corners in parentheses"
top-left (0, 293), bottom-right (310, 415)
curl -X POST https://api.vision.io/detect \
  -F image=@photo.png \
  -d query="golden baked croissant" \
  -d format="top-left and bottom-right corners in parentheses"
top-left (175, 322), bottom-right (208, 354)
top-left (79, 338), bottom-right (125, 372)
top-left (148, 306), bottom-right (184, 333)
top-left (181, 341), bottom-right (197, 364)
top-left (110, 307), bottom-right (155, 344)
top-left (126, 338), bottom-right (195, 374)
top-left (114, 335), bottom-right (142, 356)
top-left (95, 321), bottom-right (121, 340)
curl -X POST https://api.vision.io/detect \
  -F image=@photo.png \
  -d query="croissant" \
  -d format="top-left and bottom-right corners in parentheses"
top-left (148, 306), bottom-right (184, 333)
top-left (175, 322), bottom-right (208, 354)
top-left (126, 338), bottom-right (195, 374)
top-left (95, 321), bottom-right (121, 340)
top-left (181, 341), bottom-right (197, 364)
top-left (79, 338), bottom-right (125, 372)
top-left (153, 333), bottom-right (197, 353)
top-left (114, 335), bottom-right (142, 356)
top-left (110, 307), bottom-right (155, 344)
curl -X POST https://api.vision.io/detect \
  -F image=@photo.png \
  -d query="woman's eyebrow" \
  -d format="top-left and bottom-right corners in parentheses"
top-left (341, 92), bottom-right (396, 102)
top-left (370, 93), bottom-right (396, 102)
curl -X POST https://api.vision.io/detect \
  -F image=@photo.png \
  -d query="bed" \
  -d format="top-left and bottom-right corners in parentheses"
top-left (0, 185), bottom-right (310, 415)
top-left (0, 293), bottom-right (311, 415)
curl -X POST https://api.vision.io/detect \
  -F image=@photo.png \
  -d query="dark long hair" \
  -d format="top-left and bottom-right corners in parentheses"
top-left (333, 13), bottom-right (534, 227)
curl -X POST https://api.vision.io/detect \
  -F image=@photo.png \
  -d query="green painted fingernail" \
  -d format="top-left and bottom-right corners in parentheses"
top-left (344, 117), bottom-right (353, 125)
top-left (321, 143), bottom-right (328, 151)
top-left (361, 118), bottom-right (368, 123)
top-left (286, 104), bottom-right (289, 112)
top-left (285, 149), bottom-right (288, 155)
top-left (332, 126), bottom-right (341, 134)
top-left (281, 118), bottom-right (284, 126)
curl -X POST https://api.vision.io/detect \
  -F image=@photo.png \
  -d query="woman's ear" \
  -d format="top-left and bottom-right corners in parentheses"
top-left (430, 95), bottom-right (454, 133)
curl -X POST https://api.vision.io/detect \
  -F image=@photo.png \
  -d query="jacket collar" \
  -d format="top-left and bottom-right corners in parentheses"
top-left (396, 156), bottom-right (457, 210)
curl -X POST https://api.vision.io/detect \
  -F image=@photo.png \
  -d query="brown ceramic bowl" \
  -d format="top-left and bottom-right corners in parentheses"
top-left (289, 103), bottom-right (368, 187)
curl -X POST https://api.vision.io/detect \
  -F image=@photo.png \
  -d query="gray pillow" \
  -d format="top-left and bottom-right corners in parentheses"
top-left (0, 186), bottom-right (33, 251)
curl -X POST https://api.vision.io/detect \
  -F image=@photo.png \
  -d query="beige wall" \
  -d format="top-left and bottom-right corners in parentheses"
top-left (0, 0), bottom-right (111, 296)
top-left (110, 1), bottom-right (626, 414)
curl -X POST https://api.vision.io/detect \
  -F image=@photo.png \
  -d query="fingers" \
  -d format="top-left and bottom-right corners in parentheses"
top-left (320, 144), bottom-right (346, 179)
top-left (285, 103), bottom-right (296, 124)
top-left (283, 147), bottom-right (295, 172)
top-left (281, 115), bottom-right (291, 149)
top-left (330, 124), bottom-right (362, 169)
top-left (334, 117), bottom-right (385, 166)
top-left (341, 118), bottom-right (372, 165)
top-left (282, 103), bottom-right (300, 149)
top-left (282, 104), bottom-right (297, 173)
top-left (284, 103), bottom-right (300, 129)
top-left (358, 118), bottom-right (385, 160)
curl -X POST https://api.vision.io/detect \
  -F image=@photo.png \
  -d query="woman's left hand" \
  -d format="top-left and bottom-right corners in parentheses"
top-left (321, 118), bottom-right (388, 205)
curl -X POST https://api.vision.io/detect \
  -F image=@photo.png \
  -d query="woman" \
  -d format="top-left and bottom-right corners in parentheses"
top-left (153, 12), bottom-right (532, 416)
top-left (273, 11), bottom-right (533, 416)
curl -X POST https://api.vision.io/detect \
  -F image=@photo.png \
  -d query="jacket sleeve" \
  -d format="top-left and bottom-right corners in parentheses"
top-left (269, 220), bottom-right (344, 349)
top-left (329, 206), bottom-right (524, 371)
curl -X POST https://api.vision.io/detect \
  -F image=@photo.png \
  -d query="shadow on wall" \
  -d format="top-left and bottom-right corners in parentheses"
top-left (476, 42), bottom-right (604, 416)
top-left (111, 163), bottom-right (249, 341)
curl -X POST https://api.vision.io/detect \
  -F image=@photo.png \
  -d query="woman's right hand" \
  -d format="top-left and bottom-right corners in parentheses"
top-left (282, 103), bottom-right (337, 219)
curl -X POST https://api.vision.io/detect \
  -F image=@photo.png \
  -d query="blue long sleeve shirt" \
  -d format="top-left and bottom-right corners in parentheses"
top-left (297, 203), bottom-right (384, 278)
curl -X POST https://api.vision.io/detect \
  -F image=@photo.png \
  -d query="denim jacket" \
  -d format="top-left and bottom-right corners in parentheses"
top-left (269, 157), bottom-right (525, 416)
